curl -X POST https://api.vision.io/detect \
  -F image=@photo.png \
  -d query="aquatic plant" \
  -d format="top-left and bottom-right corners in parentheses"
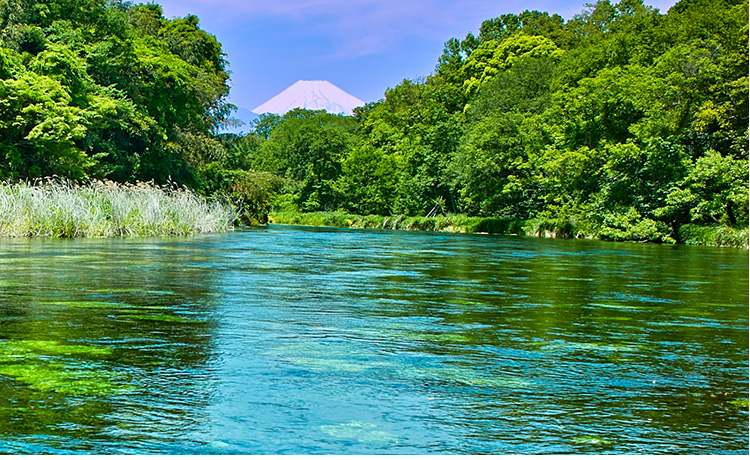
top-left (572, 435), bottom-right (613, 446)
top-left (0, 363), bottom-right (130, 396)
top-left (118, 313), bottom-right (203, 323)
top-left (0, 179), bottom-right (238, 238)
top-left (0, 339), bottom-right (131, 396)
top-left (0, 339), bottom-right (113, 361)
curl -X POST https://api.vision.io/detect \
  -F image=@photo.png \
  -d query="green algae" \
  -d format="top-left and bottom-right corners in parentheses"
top-left (0, 339), bottom-right (130, 396)
top-left (45, 300), bottom-right (126, 309)
top-left (729, 398), bottom-right (749, 408)
top-left (0, 279), bottom-right (23, 287)
top-left (319, 421), bottom-right (398, 443)
top-left (525, 340), bottom-right (643, 354)
top-left (88, 288), bottom-right (177, 296)
top-left (588, 303), bottom-right (644, 311)
top-left (0, 340), bottom-right (112, 361)
top-left (572, 435), bottom-right (613, 446)
top-left (357, 325), bottom-right (479, 345)
top-left (399, 366), bottom-right (533, 388)
top-left (400, 331), bottom-right (474, 344)
top-left (118, 313), bottom-right (203, 323)
top-left (0, 363), bottom-right (131, 396)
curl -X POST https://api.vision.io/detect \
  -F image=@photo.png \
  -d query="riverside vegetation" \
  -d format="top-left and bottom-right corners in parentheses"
top-left (0, 0), bottom-right (746, 246)
top-left (0, 179), bottom-right (236, 237)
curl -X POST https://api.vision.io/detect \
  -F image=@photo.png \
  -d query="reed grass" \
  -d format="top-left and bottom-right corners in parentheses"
top-left (678, 224), bottom-right (749, 249)
top-left (0, 179), bottom-right (238, 237)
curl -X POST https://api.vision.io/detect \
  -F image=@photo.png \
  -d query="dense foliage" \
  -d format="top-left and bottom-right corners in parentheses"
top-left (0, 0), bottom-right (746, 243)
top-left (226, 0), bottom-right (747, 243)
top-left (0, 0), bottom-right (232, 185)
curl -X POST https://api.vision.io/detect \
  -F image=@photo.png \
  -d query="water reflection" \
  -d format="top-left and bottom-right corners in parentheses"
top-left (0, 228), bottom-right (747, 454)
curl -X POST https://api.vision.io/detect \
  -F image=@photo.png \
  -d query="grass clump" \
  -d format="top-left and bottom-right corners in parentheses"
top-left (678, 224), bottom-right (749, 249)
top-left (0, 178), bottom-right (238, 237)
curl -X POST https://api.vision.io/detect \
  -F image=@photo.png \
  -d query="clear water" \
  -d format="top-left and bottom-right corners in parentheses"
top-left (0, 226), bottom-right (747, 454)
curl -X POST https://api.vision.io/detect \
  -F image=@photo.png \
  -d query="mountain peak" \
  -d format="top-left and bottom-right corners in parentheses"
top-left (252, 80), bottom-right (365, 116)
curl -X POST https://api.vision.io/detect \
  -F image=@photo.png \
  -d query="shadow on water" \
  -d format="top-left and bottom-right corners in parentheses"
top-left (0, 227), bottom-right (747, 454)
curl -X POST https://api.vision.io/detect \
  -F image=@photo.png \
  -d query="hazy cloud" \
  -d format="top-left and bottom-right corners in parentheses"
top-left (166, 0), bottom-right (554, 58)
top-left (163, 0), bottom-right (679, 59)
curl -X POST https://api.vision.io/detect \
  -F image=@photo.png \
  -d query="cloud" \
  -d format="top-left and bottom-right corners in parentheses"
top-left (167, 0), bottom-right (541, 58)
top-left (162, 0), bottom-right (679, 59)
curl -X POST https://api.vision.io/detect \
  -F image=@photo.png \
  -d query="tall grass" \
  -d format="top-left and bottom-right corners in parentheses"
top-left (678, 224), bottom-right (749, 249)
top-left (0, 179), bottom-right (238, 237)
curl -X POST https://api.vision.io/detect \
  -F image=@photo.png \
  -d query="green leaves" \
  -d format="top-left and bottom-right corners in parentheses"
top-left (0, 0), bottom-right (232, 185)
top-left (461, 34), bottom-right (562, 96)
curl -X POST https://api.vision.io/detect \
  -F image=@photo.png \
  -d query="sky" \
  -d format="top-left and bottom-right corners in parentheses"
top-left (154, 0), bottom-right (680, 114)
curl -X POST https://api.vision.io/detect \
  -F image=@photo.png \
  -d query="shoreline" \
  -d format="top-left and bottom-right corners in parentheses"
top-left (268, 211), bottom-right (749, 249)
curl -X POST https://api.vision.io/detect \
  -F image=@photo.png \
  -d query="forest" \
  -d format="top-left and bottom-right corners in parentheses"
top-left (0, 0), bottom-right (747, 245)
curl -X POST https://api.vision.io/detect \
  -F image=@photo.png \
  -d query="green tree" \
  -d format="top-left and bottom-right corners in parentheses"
top-left (0, 0), bottom-right (233, 185)
top-left (259, 109), bottom-right (357, 211)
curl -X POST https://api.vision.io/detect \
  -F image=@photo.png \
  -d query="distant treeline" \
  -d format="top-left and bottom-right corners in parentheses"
top-left (0, 0), bottom-right (747, 245)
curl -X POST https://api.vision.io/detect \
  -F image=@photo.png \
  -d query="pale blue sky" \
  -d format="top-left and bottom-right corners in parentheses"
top-left (154, 0), bottom-right (679, 113)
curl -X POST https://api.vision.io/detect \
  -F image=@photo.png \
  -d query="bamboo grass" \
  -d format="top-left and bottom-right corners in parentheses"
top-left (0, 179), bottom-right (238, 238)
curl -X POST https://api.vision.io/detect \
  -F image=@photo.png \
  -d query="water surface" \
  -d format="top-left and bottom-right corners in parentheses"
top-left (0, 226), bottom-right (747, 454)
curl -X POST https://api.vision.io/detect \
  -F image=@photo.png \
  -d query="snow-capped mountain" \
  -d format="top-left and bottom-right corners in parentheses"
top-left (252, 80), bottom-right (365, 116)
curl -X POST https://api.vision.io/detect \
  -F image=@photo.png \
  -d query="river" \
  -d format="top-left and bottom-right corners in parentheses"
top-left (0, 226), bottom-right (747, 454)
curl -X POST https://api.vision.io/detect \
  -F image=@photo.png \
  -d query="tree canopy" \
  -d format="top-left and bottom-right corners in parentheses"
top-left (0, 0), bottom-right (232, 184)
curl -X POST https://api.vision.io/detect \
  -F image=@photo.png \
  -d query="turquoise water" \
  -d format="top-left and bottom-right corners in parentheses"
top-left (0, 226), bottom-right (747, 454)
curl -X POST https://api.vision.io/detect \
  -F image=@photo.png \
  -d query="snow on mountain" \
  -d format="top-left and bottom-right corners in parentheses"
top-left (252, 80), bottom-right (365, 116)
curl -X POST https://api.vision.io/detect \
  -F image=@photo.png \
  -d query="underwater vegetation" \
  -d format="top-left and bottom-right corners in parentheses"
top-left (0, 340), bottom-right (130, 396)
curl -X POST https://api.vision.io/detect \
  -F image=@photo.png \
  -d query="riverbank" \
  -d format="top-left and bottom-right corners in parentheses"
top-left (268, 211), bottom-right (749, 249)
top-left (0, 180), bottom-right (237, 237)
